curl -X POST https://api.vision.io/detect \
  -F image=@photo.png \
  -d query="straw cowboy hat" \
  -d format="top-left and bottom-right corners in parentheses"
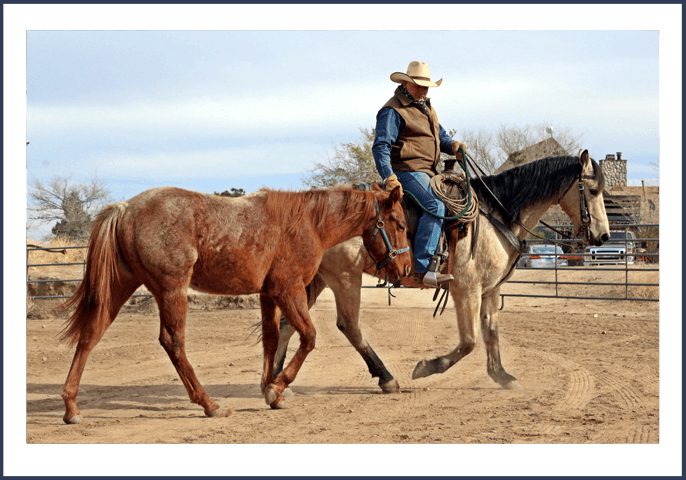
top-left (390, 61), bottom-right (443, 87)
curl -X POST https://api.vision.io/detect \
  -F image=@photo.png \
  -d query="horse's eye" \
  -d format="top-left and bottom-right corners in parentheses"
top-left (399, 224), bottom-right (406, 231)
top-left (589, 189), bottom-right (598, 196)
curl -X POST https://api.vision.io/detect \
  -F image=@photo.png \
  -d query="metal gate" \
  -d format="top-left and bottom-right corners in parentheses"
top-left (26, 245), bottom-right (153, 300)
top-left (26, 223), bottom-right (658, 303)
top-left (502, 222), bottom-right (658, 303)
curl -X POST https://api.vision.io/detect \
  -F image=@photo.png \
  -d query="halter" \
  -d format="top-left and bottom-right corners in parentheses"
top-left (578, 174), bottom-right (594, 227)
top-left (365, 200), bottom-right (410, 273)
top-left (558, 168), bottom-right (595, 241)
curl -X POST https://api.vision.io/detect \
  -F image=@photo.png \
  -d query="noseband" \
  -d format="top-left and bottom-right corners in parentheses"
top-left (365, 200), bottom-right (410, 272)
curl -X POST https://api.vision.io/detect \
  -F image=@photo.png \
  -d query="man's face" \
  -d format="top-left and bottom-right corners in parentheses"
top-left (403, 81), bottom-right (429, 100)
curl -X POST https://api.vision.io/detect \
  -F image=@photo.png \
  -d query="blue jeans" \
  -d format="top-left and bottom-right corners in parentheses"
top-left (394, 171), bottom-right (445, 273)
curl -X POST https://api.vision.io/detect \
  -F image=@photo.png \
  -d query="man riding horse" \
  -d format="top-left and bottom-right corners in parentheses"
top-left (372, 61), bottom-right (467, 288)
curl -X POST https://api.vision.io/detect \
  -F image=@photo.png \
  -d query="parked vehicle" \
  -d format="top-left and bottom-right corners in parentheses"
top-left (584, 230), bottom-right (635, 266)
top-left (518, 244), bottom-right (568, 268)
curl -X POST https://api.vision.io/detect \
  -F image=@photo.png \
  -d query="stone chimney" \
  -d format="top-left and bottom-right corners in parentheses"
top-left (600, 152), bottom-right (627, 187)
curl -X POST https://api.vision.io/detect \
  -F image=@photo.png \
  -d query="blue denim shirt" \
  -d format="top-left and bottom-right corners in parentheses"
top-left (372, 106), bottom-right (455, 180)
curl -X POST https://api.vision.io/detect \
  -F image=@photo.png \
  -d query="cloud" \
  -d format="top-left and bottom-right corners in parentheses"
top-left (27, 79), bottom-right (383, 141)
top-left (90, 142), bottom-right (329, 180)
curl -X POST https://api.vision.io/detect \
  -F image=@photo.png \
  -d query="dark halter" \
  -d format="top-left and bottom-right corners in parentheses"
top-left (365, 200), bottom-right (410, 272)
top-left (561, 166), bottom-right (595, 229)
top-left (578, 173), bottom-right (594, 227)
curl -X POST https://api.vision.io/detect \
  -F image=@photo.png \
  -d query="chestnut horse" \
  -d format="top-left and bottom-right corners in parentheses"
top-left (59, 185), bottom-right (410, 424)
top-left (273, 150), bottom-right (610, 396)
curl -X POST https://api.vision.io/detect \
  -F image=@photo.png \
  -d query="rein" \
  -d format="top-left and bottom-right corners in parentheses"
top-left (365, 200), bottom-right (410, 273)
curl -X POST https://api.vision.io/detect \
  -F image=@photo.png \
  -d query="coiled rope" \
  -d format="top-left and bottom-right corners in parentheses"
top-left (403, 147), bottom-right (479, 223)
top-left (430, 172), bottom-right (479, 223)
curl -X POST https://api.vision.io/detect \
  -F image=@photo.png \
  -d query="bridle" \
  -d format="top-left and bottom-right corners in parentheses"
top-left (558, 168), bottom-right (595, 241)
top-left (365, 200), bottom-right (410, 273)
top-left (578, 175), bottom-right (594, 228)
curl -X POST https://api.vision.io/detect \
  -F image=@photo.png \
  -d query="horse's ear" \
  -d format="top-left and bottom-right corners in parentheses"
top-left (579, 149), bottom-right (591, 169)
top-left (372, 182), bottom-right (383, 192)
top-left (389, 185), bottom-right (402, 203)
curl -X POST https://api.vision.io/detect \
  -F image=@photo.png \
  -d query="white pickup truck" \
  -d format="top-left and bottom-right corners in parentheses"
top-left (584, 230), bottom-right (635, 266)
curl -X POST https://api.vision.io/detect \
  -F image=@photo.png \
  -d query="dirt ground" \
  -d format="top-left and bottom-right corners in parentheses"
top-left (21, 265), bottom-right (673, 475)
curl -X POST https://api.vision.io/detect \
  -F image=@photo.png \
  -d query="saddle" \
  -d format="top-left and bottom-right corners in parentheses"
top-left (355, 170), bottom-right (479, 287)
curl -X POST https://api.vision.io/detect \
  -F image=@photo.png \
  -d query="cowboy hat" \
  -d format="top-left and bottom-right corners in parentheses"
top-left (390, 61), bottom-right (443, 87)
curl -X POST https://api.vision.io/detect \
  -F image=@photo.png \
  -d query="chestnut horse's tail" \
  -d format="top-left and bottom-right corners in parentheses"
top-left (59, 202), bottom-right (128, 346)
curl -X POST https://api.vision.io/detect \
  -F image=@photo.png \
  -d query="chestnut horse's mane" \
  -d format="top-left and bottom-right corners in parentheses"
top-left (262, 189), bottom-right (378, 237)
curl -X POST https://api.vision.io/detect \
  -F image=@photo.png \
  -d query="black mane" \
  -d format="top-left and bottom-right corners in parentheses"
top-left (472, 155), bottom-right (604, 227)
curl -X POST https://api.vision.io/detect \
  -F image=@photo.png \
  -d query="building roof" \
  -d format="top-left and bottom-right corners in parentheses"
top-left (494, 137), bottom-right (568, 174)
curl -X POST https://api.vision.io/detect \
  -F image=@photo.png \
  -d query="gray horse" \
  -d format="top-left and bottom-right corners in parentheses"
top-left (273, 150), bottom-right (610, 396)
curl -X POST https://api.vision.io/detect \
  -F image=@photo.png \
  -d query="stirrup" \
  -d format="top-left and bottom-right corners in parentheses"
top-left (422, 271), bottom-right (454, 288)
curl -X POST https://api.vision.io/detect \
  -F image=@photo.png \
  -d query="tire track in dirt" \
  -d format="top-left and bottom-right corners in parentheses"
top-left (523, 349), bottom-right (595, 436)
top-left (529, 350), bottom-right (595, 411)
top-left (627, 364), bottom-right (660, 391)
top-left (593, 370), bottom-right (645, 411)
top-left (591, 368), bottom-right (652, 444)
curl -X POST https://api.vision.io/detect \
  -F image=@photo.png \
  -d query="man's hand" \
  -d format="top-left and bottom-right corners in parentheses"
top-left (451, 141), bottom-right (467, 156)
top-left (384, 174), bottom-right (403, 196)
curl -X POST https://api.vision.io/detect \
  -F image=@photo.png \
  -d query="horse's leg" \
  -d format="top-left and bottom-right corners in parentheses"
top-left (273, 274), bottom-right (326, 379)
top-left (273, 316), bottom-right (295, 379)
top-left (325, 271), bottom-right (399, 393)
top-left (412, 289), bottom-right (481, 379)
top-left (62, 276), bottom-right (141, 424)
top-left (156, 289), bottom-right (228, 417)
top-left (260, 294), bottom-right (282, 406)
top-left (264, 286), bottom-right (316, 408)
top-left (480, 290), bottom-right (520, 389)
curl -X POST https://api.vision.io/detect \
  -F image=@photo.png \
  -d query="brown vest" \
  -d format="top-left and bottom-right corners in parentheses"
top-left (379, 87), bottom-right (442, 176)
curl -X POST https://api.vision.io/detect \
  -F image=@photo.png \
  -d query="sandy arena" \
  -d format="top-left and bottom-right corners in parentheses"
top-left (20, 265), bottom-right (674, 475)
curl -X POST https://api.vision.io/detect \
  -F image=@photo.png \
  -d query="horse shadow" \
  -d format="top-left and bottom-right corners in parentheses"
top-left (26, 382), bottom-right (384, 419)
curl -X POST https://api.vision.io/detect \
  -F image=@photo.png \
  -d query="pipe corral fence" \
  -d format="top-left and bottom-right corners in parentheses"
top-left (27, 223), bottom-right (658, 304)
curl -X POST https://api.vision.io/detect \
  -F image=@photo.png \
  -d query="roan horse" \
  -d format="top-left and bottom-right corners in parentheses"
top-left (59, 185), bottom-right (410, 423)
top-left (273, 150), bottom-right (610, 395)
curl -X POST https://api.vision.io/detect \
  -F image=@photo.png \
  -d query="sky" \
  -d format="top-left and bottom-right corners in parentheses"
top-left (21, 11), bottom-right (671, 238)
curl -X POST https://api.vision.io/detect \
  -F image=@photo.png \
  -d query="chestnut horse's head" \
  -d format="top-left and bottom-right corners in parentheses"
top-left (559, 149), bottom-right (611, 246)
top-left (364, 184), bottom-right (411, 280)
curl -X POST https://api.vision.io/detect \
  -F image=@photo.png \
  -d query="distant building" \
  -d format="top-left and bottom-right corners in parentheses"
top-left (600, 152), bottom-right (628, 187)
top-left (494, 137), bottom-right (567, 174)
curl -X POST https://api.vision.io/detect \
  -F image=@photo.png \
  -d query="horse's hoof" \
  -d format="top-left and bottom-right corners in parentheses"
top-left (412, 360), bottom-right (432, 379)
top-left (282, 387), bottom-right (295, 398)
top-left (206, 407), bottom-right (231, 417)
top-left (63, 414), bottom-right (82, 425)
top-left (270, 396), bottom-right (287, 409)
top-left (379, 378), bottom-right (400, 393)
top-left (264, 385), bottom-right (279, 406)
top-left (503, 380), bottom-right (522, 390)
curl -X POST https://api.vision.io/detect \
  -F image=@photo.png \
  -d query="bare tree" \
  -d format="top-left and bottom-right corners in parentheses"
top-left (304, 122), bottom-right (584, 187)
top-left (28, 175), bottom-right (112, 240)
top-left (457, 128), bottom-right (499, 174)
top-left (304, 128), bottom-right (381, 189)
top-left (495, 122), bottom-right (583, 165)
